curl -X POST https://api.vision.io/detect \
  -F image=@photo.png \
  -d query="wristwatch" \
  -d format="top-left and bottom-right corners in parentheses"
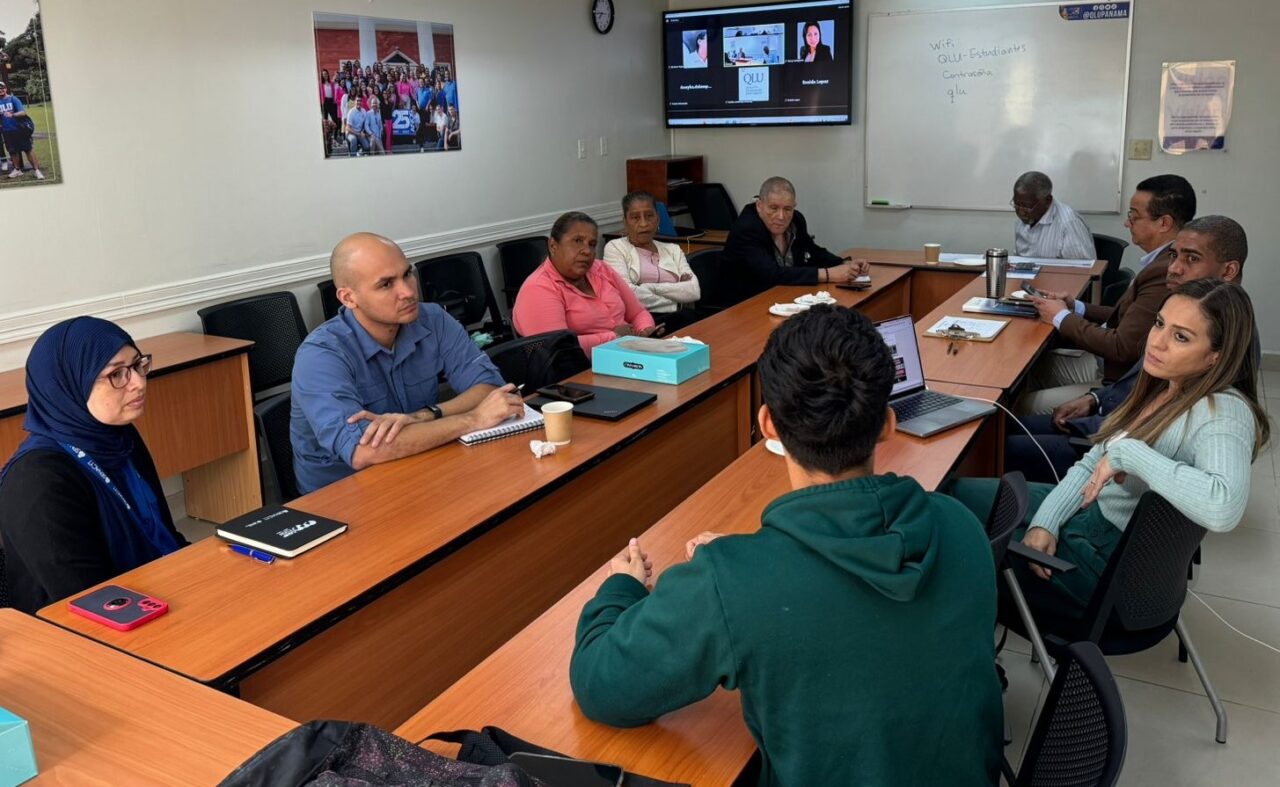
top-left (426, 404), bottom-right (444, 421)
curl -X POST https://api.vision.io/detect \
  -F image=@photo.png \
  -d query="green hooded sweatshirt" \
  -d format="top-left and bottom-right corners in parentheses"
top-left (571, 473), bottom-right (1002, 787)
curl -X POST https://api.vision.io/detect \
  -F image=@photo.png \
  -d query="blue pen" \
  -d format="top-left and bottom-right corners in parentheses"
top-left (229, 544), bottom-right (276, 564)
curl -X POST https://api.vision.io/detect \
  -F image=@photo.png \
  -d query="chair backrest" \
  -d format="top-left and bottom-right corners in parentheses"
top-left (1101, 267), bottom-right (1134, 308)
top-left (655, 201), bottom-right (678, 236)
top-left (254, 391), bottom-right (298, 503)
top-left (1092, 233), bottom-right (1129, 284)
top-left (484, 330), bottom-right (588, 391)
top-left (415, 252), bottom-right (504, 330)
top-left (986, 471), bottom-right (1029, 568)
top-left (317, 279), bottom-right (341, 321)
top-left (197, 292), bottom-right (309, 396)
top-left (1015, 641), bottom-right (1127, 787)
top-left (688, 249), bottom-right (751, 313)
top-left (1082, 492), bottom-right (1208, 641)
top-left (0, 547), bottom-right (9, 609)
top-left (681, 183), bottom-right (738, 231)
top-left (497, 236), bottom-right (548, 311)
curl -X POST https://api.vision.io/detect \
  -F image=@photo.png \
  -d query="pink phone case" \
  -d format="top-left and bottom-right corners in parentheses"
top-left (68, 585), bottom-right (169, 631)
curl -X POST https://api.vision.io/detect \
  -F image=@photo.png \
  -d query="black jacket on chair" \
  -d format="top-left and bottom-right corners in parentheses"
top-left (723, 204), bottom-right (844, 299)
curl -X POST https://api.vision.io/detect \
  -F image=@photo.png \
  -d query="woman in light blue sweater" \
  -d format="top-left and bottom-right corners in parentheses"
top-left (949, 278), bottom-right (1268, 614)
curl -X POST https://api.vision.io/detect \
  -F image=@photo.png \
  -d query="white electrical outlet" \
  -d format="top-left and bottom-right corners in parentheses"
top-left (599, 136), bottom-right (608, 156)
top-left (577, 139), bottom-right (586, 160)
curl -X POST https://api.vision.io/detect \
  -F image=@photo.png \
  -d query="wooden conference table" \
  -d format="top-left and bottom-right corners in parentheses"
top-left (0, 332), bottom-right (261, 522)
top-left (916, 269), bottom-right (1094, 391)
top-left (845, 247), bottom-right (1106, 321)
top-left (39, 266), bottom-right (913, 731)
top-left (0, 609), bottom-right (293, 786)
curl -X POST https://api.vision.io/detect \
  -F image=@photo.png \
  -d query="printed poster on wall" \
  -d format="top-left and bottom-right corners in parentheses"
top-left (314, 13), bottom-right (461, 159)
top-left (0, 0), bottom-right (61, 188)
top-left (1159, 60), bottom-right (1235, 154)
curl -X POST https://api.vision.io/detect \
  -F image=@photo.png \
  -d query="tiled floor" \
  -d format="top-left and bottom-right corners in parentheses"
top-left (1000, 373), bottom-right (1280, 785)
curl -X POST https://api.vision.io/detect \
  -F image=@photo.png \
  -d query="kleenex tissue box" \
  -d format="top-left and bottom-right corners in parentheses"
top-left (0, 707), bottom-right (37, 786)
top-left (592, 336), bottom-right (710, 385)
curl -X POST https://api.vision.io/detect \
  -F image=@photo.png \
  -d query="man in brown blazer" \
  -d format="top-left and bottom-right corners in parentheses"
top-left (1020, 175), bottom-right (1197, 414)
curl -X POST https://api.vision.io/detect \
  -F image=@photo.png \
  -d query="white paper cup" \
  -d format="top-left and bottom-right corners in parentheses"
top-left (923, 243), bottom-right (941, 263)
top-left (541, 401), bottom-right (574, 445)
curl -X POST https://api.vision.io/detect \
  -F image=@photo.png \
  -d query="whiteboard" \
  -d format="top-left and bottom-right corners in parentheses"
top-left (865, 2), bottom-right (1133, 212)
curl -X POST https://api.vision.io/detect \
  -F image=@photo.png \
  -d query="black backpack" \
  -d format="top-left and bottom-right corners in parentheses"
top-left (218, 721), bottom-right (540, 787)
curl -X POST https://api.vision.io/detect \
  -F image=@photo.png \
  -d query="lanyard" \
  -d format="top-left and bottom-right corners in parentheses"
top-left (59, 442), bottom-right (133, 512)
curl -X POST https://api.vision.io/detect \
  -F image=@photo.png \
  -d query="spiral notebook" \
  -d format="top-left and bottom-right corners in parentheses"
top-left (458, 403), bottom-right (544, 446)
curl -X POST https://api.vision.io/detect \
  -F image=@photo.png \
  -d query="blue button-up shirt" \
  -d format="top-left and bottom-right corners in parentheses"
top-left (290, 304), bottom-right (505, 493)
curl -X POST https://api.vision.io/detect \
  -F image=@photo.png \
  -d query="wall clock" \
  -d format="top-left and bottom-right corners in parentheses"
top-left (592, 0), bottom-right (614, 34)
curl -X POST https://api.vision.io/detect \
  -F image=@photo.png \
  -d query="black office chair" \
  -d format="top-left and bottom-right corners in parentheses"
top-left (1093, 233), bottom-right (1130, 293)
top-left (1007, 491), bottom-right (1228, 742)
top-left (317, 279), bottom-right (341, 321)
top-left (1101, 267), bottom-right (1134, 308)
top-left (497, 236), bottom-right (548, 311)
top-left (415, 252), bottom-right (512, 341)
top-left (687, 249), bottom-right (751, 315)
top-left (253, 391), bottom-right (298, 503)
top-left (484, 330), bottom-right (588, 392)
top-left (680, 183), bottom-right (739, 231)
top-left (1003, 641), bottom-right (1127, 787)
top-left (197, 292), bottom-right (309, 398)
top-left (0, 547), bottom-right (9, 609)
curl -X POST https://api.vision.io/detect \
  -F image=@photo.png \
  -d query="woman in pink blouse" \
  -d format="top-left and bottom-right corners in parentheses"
top-left (513, 212), bottom-right (662, 355)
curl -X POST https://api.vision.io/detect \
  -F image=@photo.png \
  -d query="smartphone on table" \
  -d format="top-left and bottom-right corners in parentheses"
top-left (68, 585), bottom-right (169, 631)
top-left (508, 752), bottom-right (624, 787)
top-left (537, 383), bottom-right (595, 404)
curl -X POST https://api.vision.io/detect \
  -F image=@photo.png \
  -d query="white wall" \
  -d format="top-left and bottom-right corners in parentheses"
top-left (670, 0), bottom-right (1280, 355)
top-left (0, 0), bottom-right (670, 369)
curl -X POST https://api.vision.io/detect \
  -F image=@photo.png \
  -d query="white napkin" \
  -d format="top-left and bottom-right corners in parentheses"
top-left (529, 440), bottom-right (557, 458)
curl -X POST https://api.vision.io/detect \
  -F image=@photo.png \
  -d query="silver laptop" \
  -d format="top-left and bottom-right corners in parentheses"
top-left (875, 315), bottom-right (996, 438)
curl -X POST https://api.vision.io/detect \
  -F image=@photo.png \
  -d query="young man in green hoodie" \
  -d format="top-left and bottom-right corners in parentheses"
top-left (570, 305), bottom-right (1003, 787)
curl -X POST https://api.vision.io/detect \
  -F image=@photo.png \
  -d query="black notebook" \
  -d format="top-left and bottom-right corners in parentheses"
top-left (217, 507), bottom-right (348, 558)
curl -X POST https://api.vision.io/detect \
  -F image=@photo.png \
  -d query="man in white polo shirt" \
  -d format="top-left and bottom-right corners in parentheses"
top-left (1010, 171), bottom-right (1095, 260)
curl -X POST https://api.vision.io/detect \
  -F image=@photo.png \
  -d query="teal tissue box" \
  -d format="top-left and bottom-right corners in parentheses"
top-left (592, 337), bottom-right (710, 385)
top-left (0, 707), bottom-right (36, 786)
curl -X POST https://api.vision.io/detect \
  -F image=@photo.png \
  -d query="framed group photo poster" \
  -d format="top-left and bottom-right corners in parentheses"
top-left (314, 13), bottom-right (461, 160)
top-left (0, 0), bottom-right (61, 188)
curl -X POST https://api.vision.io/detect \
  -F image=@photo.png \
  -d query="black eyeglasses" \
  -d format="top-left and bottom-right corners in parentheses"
top-left (1009, 196), bottom-right (1045, 213)
top-left (101, 354), bottom-right (154, 388)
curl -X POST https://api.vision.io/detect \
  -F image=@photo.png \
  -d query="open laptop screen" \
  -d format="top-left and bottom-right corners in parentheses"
top-left (875, 315), bottom-right (926, 397)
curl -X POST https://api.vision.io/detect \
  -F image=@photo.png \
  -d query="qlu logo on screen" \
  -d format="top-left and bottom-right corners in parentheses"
top-left (738, 67), bottom-right (769, 103)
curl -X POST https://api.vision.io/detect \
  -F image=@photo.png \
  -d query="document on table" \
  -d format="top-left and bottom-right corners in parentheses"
top-left (940, 253), bottom-right (1095, 269)
top-left (924, 315), bottom-right (1008, 341)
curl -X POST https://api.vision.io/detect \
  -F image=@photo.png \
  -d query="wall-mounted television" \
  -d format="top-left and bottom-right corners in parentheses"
top-left (663, 0), bottom-right (853, 128)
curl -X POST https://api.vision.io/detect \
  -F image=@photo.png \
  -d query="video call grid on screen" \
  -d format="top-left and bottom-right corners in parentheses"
top-left (663, 0), bottom-right (852, 127)
top-left (876, 315), bottom-right (926, 396)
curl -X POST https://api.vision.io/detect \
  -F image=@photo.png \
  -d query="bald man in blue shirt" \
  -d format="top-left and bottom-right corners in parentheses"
top-left (290, 233), bottom-right (524, 493)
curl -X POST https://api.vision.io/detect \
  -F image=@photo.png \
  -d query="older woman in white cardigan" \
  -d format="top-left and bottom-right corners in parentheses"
top-left (603, 191), bottom-right (702, 332)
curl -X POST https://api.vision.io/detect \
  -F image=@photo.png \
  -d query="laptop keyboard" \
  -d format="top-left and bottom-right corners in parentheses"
top-left (892, 390), bottom-right (962, 422)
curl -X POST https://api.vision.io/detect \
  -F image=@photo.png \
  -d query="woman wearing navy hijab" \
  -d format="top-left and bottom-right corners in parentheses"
top-left (0, 317), bottom-right (187, 613)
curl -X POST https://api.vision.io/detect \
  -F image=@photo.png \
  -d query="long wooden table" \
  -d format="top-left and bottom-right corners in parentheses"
top-left (39, 267), bottom-right (913, 731)
top-left (0, 332), bottom-right (261, 522)
top-left (394, 380), bottom-right (1004, 786)
top-left (0, 610), bottom-right (293, 786)
top-left (846, 247), bottom-right (1106, 320)
top-left (913, 270), bottom-right (1093, 391)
